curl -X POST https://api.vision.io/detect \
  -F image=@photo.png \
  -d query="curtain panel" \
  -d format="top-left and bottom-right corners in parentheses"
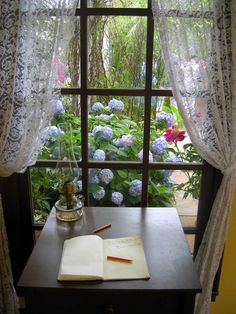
top-left (152, 0), bottom-right (236, 313)
top-left (0, 0), bottom-right (78, 312)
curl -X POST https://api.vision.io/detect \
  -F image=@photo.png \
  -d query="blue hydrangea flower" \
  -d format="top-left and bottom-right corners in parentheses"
top-left (92, 125), bottom-right (113, 140)
top-left (47, 126), bottom-right (59, 137)
top-left (138, 149), bottom-right (153, 162)
top-left (53, 100), bottom-right (65, 117)
top-left (93, 149), bottom-right (106, 161)
top-left (166, 153), bottom-right (180, 163)
top-left (92, 186), bottom-right (105, 200)
top-left (107, 151), bottom-right (118, 160)
top-left (52, 146), bottom-right (60, 158)
top-left (98, 114), bottom-right (112, 120)
top-left (108, 98), bottom-right (124, 112)
top-left (162, 177), bottom-right (176, 185)
top-left (77, 180), bottom-right (83, 191)
top-left (73, 168), bottom-right (82, 177)
top-left (111, 192), bottom-right (123, 206)
top-left (113, 135), bottom-right (133, 148)
top-left (45, 125), bottom-right (63, 144)
top-left (156, 112), bottom-right (174, 127)
top-left (129, 179), bottom-right (142, 197)
top-left (151, 137), bottom-right (168, 155)
top-left (91, 102), bottom-right (104, 112)
top-left (164, 153), bottom-right (180, 176)
top-left (99, 169), bottom-right (114, 185)
top-left (88, 169), bottom-right (100, 184)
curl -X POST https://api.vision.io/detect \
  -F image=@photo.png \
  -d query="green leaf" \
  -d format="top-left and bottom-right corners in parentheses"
top-left (88, 184), bottom-right (101, 193)
top-left (117, 169), bottom-right (128, 179)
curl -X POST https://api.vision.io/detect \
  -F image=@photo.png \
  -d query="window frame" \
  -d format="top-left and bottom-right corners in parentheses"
top-left (33, 1), bottom-right (217, 239)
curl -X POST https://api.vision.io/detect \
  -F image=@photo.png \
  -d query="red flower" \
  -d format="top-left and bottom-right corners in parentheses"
top-left (164, 126), bottom-right (186, 142)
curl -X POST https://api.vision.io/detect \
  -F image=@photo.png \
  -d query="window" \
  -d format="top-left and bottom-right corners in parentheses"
top-left (1, 0), bottom-right (222, 287)
top-left (28, 0), bottom-right (221, 254)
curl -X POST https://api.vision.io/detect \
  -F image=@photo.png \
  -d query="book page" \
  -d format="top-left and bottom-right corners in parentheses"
top-left (103, 235), bottom-right (150, 280)
top-left (58, 235), bottom-right (104, 281)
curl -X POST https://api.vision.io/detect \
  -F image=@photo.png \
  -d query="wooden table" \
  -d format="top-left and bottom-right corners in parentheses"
top-left (18, 207), bottom-right (201, 314)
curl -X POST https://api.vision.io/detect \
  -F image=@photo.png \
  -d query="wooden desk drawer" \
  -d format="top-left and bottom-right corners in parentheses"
top-left (24, 289), bottom-right (185, 314)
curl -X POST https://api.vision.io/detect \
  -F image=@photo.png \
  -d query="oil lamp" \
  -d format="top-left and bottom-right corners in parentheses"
top-left (54, 122), bottom-right (84, 222)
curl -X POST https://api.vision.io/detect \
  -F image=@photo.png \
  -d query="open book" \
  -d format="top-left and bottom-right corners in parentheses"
top-left (58, 235), bottom-right (150, 281)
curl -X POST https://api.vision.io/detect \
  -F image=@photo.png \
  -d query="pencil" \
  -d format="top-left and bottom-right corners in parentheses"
top-left (93, 223), bottom-right (112, 233)
top-left (107, 255), bottom-right (133, 263)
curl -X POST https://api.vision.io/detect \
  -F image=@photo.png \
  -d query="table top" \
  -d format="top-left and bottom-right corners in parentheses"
top-left (18, 207), bottom-right (201, 294)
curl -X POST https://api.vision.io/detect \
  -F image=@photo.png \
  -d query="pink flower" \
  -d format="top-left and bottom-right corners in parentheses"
top-left (52, 56), bottom-right (65, 83)
top-left (193, 112), bottom-right (203, 118)
top-left (164, 126), bottom-right (186, 142)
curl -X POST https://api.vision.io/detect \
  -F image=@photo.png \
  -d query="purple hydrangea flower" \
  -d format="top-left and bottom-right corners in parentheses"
top-left (138, 149), bottom-right (153, 162)
top-left (99, 169), bottom-right (114, 185)
top-left (113, 135), bottom-right (133, 148)
top-left (111, 192), bottom-right (123, 206)
top-left (77, 180), bottom-right (83, 191)
top-left (108, 98), bottom-right (124, 112)
top-left (91, 102), bottom-right (104, 112)
top-left (53, 100), bottom-right (65, 117)
top-left (88, 169), bottom-right (100, 184)
top-left (98, 114), bottom-right (112, 120)
top-left (129, 179), bottom-right (142, 197)
top-left (156, 112), bottom-right (174, 127)
top-left (92, 125), bottom-right (113, 141)
top-left (151, 137), bottom-right (168, 155)
top-left (93, 149), bottom-right (106, 161)
top-left (92, 186), bottom-right (105, 200)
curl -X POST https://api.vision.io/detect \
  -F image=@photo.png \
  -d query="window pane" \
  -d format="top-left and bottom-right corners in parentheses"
top-left (153, 23), bottom-right (169, 88)
top-left (150, 97), bottom-right (202, 163)
top-left (88, 168), bottom-right (142, 206)
top-left (31, 167), bottom-right (60, 224)
top-left (38, 96), bottom-right (81, 161)
top-left (54, 17), bottom-right (80, 88)
top-left (88, 0), bottom-right (147, 8)
top-left (147, 170), bottom-right (200, 227)
top-left (31, 164), bottom-right (82, 224)
top-left (88, 16), bottom-right (147, 88)
top-left (88, 96), bottom-right (144, 161)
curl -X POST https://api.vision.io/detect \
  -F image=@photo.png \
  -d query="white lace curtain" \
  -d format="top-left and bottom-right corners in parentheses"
top-left (152, 0), bottom-right (236, 313)
top-left (0, 0), bottom-right (77, 312)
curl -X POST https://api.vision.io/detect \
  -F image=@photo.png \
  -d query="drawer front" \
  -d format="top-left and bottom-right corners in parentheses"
top-left (23, 290), bottom-right (193, 314)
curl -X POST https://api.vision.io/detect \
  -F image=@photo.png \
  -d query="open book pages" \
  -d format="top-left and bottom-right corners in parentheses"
top-left (58, 235), bottom-right (150, 281)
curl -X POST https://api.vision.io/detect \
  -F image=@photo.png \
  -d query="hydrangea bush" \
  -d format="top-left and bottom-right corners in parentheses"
top-left (33, 96), bottom-right (202, 221)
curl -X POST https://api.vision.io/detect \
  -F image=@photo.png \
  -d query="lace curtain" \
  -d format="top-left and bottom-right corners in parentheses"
top-left (0, 0), bottom-right (78, 312)
top-left (152, 0), bottom-right (236, 313)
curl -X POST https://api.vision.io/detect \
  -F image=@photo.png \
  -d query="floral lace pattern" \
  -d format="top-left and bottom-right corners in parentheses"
top-left (0, 0), bottom-right (78, 312)
top-left (0, 0), bottom-right (78, 176)
top-left (152, 1), bottom-right (236, 313)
